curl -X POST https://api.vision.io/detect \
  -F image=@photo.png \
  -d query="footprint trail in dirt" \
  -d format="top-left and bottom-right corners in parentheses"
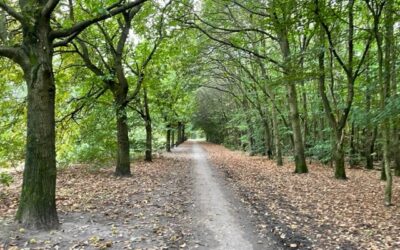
top-left (186, 142), bottom-right (278, 250)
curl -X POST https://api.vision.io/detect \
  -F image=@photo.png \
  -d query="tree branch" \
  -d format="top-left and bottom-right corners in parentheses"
top-left (0, 1), bottom-right (24, 23)
top-left (42, 0), bottom-right (60, 17)
top-left (50, 0), bottom-right (148, 40)
top-left (0, 45), bottom-right (24, 65)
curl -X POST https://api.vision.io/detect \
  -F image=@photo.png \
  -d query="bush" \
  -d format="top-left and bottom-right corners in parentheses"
top-left (0, 172), bottom-right (13, 186)
top-left (307, 141), bottom-right (332, 164)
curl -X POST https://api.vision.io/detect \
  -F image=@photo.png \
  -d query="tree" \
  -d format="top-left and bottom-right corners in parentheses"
top-left (0, 0), bottom-right (147, 229)
top-left (314, 0), bottom-right (372, 179)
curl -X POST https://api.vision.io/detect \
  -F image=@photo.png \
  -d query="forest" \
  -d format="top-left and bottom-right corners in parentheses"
top-left (0, 0), bottom-right (400, 249)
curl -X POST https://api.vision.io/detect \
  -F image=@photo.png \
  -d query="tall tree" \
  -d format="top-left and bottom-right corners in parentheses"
top-left (0, 0), bottom-right (147, 229)
top-left (315, 0), bottom-right (372, 179)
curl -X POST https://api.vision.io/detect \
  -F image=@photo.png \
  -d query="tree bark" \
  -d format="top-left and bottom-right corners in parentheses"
top-left (349, 122), bottom-right (357, 168)
top-left (113, 53), bottom-right (131, 175)
top-left (166, 124), bottom-right (171, 152)
top-left (272, 105), bottom-right (283, 166)
top-left (176, 122), bottom-right (182, 146)
top-left (382, 0), bottom-right (393, 205)
top-left (15, 17), bottom-right (58, 229)
top-left (262, 118), bottom-right (272, 158)
top-left (171, 129), bottom-right (175, 148)
top-left (276, 23), bottom-right (307, 173)
top-left (114, 97), bottom-right (131, 176)
top-left (144, 87), bottom-right (152, 161)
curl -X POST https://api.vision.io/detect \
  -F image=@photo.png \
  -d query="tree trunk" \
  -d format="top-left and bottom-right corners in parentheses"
top-left (182, 124), bottom-right (185, 142)
top-left (316, 21), bottom-right (347, 179)
top-left (365, 127), bottom-right (377, 170)
top-left (114, 101), bottom-right (131, 176)
top-left (287, 82), bottom-right (308, 173)
top-left (394, 127), bottom-right (400, 176)
top-left (382, 0), bottom-right (393, 205)
top-left (166, 124), bottom-right (171, 152)
top-left (171, 129), bottom-right (175, 148)
top-left (277, 27), bottom-right (307, 173)
top-left (272, 105), bottom-right (283, 166)
top-left (363, 68), bottom-right (375, 170)
top-left (262, 118), bottom-right (272, 159)
top-left (333, 130), bottom-right (346, 179)
top-left (349, 122), bottom-right (357, 168)
top-left (145, 119), bottom-right (152, 161)
top-left (176, 122), bottom-right (182, 146)
top-left (144, 87), bottom-right (152, 161)
top-left (247, 124), bottom-right (256, 156)
top-left (15, 22), bottom-right (59, 229)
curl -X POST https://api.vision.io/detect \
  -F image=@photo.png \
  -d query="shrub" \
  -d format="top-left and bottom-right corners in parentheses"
top-left (0, 172), bottom-right (13, 187)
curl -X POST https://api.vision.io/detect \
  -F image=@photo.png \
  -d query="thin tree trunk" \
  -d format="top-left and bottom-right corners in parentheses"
top-left (382, 0), bottom-right (393, 205)
top-left (262, 118), bottom-right (272, 158)
top-left (166, 124), bottom-right (171, 152)
top-left (171, 129), bottom-right (175, 148)
top-left (278, 32), bottom-right (307, 173)
top-left (272, 105), bottom-right (283, 166)
top-left (144, 87), bottom-right (152, 161)
top-left (349, 122), bottom-right (357, 168)
top-left (365, 127), bottom-right (377, 170)
top-left (176, 122), bottom-right (182, 146)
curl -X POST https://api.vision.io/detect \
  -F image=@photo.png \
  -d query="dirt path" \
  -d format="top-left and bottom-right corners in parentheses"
top-left (184, 142), bottom-right (279, 250)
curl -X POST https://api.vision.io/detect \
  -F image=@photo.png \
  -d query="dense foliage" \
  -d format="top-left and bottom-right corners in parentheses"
top-left (0, 0), bottom-right (399, 229)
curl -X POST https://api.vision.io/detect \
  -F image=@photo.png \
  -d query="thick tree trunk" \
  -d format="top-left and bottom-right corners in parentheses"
top-left (114, 102), bottom-right (131, 176)
top-left (16, 23), bottom-right (59, 229)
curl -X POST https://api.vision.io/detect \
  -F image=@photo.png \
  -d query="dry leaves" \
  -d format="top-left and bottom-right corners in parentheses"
top-left (0, 154), bottom-right (193, 249)
top-left (203, 143), bottom-right (400, 249)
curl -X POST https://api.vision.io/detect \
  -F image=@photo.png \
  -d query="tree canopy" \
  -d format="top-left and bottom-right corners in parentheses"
top-left (0, 0), bottom-right (399, 230)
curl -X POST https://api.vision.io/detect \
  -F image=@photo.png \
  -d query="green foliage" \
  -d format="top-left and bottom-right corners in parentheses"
top-left (0, 172), bottom-right (13, 187)
top-left (306, 141), bottom-right (333, 165)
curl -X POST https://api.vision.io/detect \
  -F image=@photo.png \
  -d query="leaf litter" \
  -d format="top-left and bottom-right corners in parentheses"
top-left (202, 143), bottom-right (400, 250)
top-left (0, 153), bottom-right (194, 250)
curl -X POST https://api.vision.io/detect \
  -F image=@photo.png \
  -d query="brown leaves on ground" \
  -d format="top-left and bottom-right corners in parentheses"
top-left (0, 154), bottom-right (193, 250)
top-left (202, 143), bottom-right (400, 250)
